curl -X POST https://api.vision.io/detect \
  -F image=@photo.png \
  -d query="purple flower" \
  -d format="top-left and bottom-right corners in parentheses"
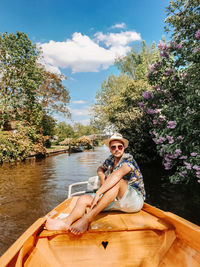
top-left (152, 131), bottom-right (157, 137)
top-left (167, 121), bottom-right (177, 129)
top-left (180, 155), bottom-right (187, 160)
top-left (195, 29), bottom-right (200, 39)
top-left (146, 72), bottom-right (150, 78)
top-left (166, 135), bottom-right (174, 144)
top-left (160, 50), bottom-right (169, 58)
top-left (184, 161), bottom-right (192, 170)
top-left (164, 68), bottom-right (173, 76)
top-left (198, 180), bottom-right (200, 183)
top-left (159, 115), bottom-right (166, 122)
top-left (164, 162), bottom-right (171, 170)
top-left (149, 62), bottom-right (160, 72)
top-left (156, 137), bottom-right (165, 144)
top-left (158, 40), bottom-right (167, 51)
top-left (154, 109), bottom-right (161, 114)
top-left (175, 149), bottom-right (182, 155)
top-left (153, 120), bottom-right (157, 125)
top-left (177, 136), bottom-right (183, 140)
top-left (193, 165), bottom-right (200, 171)
top-left (146, 108), bottom-right (156, 114)
top-left (190, 152), bottom-right (197, 156)
top-left (142, 91), bottom-right (153, 99)
top-left (169, 41), bottom-right (182, 50)
top-left (175, 43), bottom-right (182, 50)
top-left (179, 171), bottom-right (187, 177)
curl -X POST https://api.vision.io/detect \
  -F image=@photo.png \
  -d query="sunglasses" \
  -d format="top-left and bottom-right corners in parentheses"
top-left (110, 145), bottom-right (124, 151)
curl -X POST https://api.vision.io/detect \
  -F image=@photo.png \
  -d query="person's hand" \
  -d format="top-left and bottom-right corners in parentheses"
top-left (91, 192), bottom-right (101, 209)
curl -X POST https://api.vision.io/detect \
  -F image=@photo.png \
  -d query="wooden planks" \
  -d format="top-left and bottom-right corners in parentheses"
top-left (25, 229), bottom-right (174, 267)
top-left (159, 238), bottom-right (200, 267)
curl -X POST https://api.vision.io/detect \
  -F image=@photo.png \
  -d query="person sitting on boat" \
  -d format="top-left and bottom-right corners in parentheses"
top-left (45, 133), bottom-right (146, 235)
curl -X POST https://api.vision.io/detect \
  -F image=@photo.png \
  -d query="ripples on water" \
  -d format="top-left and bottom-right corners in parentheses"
top-left (0, 145), bottom-right (199, 255)
top-left (0, 146), bottom-right (110, 255)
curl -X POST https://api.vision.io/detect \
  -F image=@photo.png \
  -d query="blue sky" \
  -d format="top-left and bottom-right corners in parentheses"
top-left (0, 0), bottom-right (170, 125)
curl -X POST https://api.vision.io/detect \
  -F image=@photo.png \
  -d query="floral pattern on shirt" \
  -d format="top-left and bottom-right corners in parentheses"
top-left (102, 153), bottom-right (146, 199)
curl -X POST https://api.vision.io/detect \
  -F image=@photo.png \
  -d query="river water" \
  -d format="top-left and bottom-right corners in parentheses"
top-left (0, 145), bottom-right (200, 255)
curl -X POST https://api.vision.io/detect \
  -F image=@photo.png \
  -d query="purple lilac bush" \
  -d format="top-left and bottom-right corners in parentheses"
top-left (139, 1), bottom-right (200, 183)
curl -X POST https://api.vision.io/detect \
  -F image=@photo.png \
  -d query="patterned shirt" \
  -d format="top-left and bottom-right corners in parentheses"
top-left (102, 153), bottom-right (146, 199)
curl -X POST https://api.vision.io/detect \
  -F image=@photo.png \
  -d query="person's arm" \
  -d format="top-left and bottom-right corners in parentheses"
top-left (97, 166), bottom-right (106, 185)
top-left (91, 164), bottom-right (131, 208)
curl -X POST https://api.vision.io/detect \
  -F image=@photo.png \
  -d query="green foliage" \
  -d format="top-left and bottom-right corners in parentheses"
top-left (41, 114), bottom-right (56, 137)
top-left (73, 122), bottom-right (99, 138)
top-left (115, 41), bottom-right (160, 80)
top-left (38, 69), bottom-right (71, 117)
top-left (92, 41), bottom-right (160, 161)
top-left (0, 31), bottom-right (72, 162)
top-left (0, 130), bottom-right (31, 163)
top-left (92, 74), bottom-right (134, 131)
top-left (0, 32), bottom-right (44, 127)
top-left (0, 123), bottom-right (46, 163)
top-left (141, 0), bottom-right (200, 183)
top-left (55, 122), bottom-right (75, 142)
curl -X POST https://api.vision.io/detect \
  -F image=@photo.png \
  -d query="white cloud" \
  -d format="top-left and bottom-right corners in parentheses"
top-left (72, 100), bottom-right (86, 104)
top-left (111, 23), bottom-right (126, 29)
top-left (39, 30), bottom-right (141, 73)
top-left (94, 31), bottom-right (141, 47)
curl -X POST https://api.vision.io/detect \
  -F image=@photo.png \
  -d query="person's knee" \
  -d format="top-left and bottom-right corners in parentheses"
top-left (78, 195), bottom-right (93, 205)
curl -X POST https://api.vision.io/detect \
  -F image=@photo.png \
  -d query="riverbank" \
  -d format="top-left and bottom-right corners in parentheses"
top-left (27, 146), bottom-right (69, 159)
top-left (26, 145), bottom-right (94, 160)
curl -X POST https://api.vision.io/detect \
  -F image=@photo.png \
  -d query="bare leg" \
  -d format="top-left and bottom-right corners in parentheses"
top-left (70, 179), bottom-right (128, 235)
top-left (45, 195), bottom-right (93, 230)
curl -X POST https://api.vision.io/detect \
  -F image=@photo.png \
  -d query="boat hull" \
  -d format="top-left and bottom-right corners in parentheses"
top-left (1, 198), bottom-right (200, 266)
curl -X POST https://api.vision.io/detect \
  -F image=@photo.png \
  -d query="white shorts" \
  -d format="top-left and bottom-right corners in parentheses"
top-left (89, 185), bottom-right (144, 213)
top-left (103, 185), bottom-right (144, 213)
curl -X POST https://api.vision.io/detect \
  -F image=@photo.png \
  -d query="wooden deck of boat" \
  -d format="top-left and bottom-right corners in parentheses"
top-left (1, 197), bottom-right (200, 267)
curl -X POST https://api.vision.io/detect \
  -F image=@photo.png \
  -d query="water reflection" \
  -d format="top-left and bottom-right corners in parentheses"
top-left (0, 146), bottom-right (109, 255)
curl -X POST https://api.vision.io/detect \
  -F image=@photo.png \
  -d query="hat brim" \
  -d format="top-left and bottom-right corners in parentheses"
top-left (105, 137), bottom-right (129, 149)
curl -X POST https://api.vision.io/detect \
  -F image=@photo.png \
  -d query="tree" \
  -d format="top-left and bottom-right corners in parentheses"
top-left (92, 74), bottom-right (133, 131)
top-left (0, 32), bottom-right (44, 127)
top-left (141, 0), bottom-right (200, 183)
top-left (115, 41), bottom-right (160, 80)
top-left (41, 114), bottom-right (56, 137)
top-left (92, 42), bottom-right (160, 162)
top-left (55, 122), bottom-right (75, 142)
top-left (73, 122), bottom-right (99, 138)
top-left (38, 69), bottom-right (71, 117)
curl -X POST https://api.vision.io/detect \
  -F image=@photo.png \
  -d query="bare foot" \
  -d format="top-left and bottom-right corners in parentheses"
top-left (45, 217), bottom-right (70, 231)
top-left (69, 215), bottom-right (90, 235)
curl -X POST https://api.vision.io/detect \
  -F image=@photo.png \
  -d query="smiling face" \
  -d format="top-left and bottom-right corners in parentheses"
top-left (109, 140), bottom-right (125, 158)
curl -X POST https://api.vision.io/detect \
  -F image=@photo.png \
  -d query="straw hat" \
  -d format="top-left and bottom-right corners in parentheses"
top-left (105, 133), bottom-right (129, 149)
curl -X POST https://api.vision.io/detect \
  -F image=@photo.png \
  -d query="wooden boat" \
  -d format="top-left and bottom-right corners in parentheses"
top-left (1, 180), bottom-right (200, 267)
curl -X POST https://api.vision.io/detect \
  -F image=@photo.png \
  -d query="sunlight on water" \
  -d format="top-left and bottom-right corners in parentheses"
top-left (0, 146), bottom-right (110, 255)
